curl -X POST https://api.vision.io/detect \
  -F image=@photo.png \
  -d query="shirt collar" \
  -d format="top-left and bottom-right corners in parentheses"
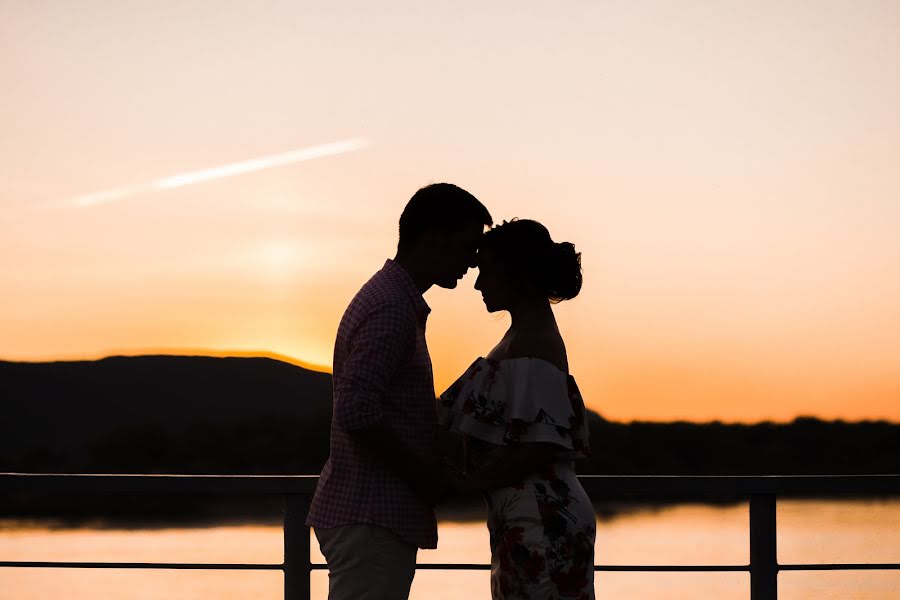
top-left (383, 259), bottom-right (431, 320)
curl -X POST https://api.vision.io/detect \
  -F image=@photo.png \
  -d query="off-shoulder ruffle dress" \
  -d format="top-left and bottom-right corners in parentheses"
top-left (439, 357), bottom-right (596, 600)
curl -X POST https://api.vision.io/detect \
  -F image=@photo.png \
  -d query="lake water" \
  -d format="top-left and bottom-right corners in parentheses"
top-left (1, 500), bottom-right (899, 599)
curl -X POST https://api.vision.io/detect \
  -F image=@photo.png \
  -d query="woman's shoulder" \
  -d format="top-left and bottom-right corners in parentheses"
top-left (505, 331), bottom-right (568, 374)
top-left (438, 350), bottom-right (590, 457)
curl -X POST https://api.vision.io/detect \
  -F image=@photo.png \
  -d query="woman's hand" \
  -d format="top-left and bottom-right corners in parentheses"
top-left (465, 442), bottom-right (562, 492)
top-left (439, 471), bottom-right (476, 497)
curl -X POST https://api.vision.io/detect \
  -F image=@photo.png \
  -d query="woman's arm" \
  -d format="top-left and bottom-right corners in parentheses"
top-left (465, 442), bottom-right (562, 491)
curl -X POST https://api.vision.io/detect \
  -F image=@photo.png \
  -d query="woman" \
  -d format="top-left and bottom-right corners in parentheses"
top-left (439, 219), bottom-right (595, 600)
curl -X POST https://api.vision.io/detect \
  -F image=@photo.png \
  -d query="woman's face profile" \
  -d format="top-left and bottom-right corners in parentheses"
top-left (474, 248), bottom-right (510, 313)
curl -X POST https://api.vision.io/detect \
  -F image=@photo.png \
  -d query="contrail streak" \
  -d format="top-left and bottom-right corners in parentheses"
top-left (72, 138), bottom-right (368, 207)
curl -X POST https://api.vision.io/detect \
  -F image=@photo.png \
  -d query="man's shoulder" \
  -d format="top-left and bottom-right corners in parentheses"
top-left (344, 269), bottom-right (415, 321)
top-left (356, 267), bottom-right (412, 304)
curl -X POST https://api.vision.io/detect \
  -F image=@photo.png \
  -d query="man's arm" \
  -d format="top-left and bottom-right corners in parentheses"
top-left (354, 422), bottom-right (448, 505)
top-left (332, 301), bottom-right (448, 504)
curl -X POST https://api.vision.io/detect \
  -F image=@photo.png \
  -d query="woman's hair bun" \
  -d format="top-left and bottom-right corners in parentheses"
top-left (546, 241), bottom-right (582, 303)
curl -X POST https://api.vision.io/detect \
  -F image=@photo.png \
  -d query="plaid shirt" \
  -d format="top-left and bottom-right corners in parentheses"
top-left (306, 259), bottom-right (440, 549)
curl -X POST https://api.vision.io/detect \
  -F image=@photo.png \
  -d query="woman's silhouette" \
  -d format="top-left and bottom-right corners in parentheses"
top-left (439, 219), bottom-right (595, 600)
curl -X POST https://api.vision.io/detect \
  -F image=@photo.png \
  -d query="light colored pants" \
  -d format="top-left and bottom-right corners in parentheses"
top-left (314, 523), bottom-right (418, 600)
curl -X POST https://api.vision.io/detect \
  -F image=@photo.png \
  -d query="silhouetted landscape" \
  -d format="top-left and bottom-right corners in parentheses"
top-left (2, 355), bottom-right (898, 518)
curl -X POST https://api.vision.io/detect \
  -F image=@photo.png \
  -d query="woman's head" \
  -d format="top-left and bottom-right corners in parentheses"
top-left (474, 219), bottom-right (582, 312)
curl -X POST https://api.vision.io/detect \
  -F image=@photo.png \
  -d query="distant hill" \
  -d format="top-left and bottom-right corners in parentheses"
top-left (1, 355), bottom-right (333, 474)
top-left (583, 414), bottom-right (900, 476)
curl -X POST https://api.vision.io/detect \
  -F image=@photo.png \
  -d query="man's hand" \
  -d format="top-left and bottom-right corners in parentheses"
top-left (439, 471), bottom-right (481, 500)
top-left (352, 421), bottom-right (450, 505)
top-left (416, 464), bottom-right (451, 506)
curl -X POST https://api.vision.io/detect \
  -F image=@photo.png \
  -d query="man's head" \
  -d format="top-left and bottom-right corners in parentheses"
top-left (397, 183), bottom-right (492, 289)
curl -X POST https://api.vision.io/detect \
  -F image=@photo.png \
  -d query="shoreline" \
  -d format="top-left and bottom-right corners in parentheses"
top-left (4, 496), bottom-right (899, 531)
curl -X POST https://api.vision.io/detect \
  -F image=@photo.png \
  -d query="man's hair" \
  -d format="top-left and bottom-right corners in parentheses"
top-left (398, 183), bottom-right (493, 252)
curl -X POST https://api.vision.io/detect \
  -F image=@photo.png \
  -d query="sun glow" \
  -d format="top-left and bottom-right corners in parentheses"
top-left (251, 240), bottom-right (306, 279)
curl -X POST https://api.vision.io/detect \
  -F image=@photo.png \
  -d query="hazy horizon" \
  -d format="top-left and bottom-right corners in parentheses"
top-left (5, 350), bottom-right (900, 427)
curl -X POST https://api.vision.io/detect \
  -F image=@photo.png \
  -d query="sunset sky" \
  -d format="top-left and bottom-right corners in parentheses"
top-left (3, 1), bottom-right (899, 422)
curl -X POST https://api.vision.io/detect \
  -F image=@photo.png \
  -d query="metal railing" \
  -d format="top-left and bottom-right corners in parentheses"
top-left (1, 473), bottom-right (899, 600)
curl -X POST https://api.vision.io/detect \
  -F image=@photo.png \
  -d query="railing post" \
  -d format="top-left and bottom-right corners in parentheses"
top-left (749, 493), bottom-right (778, 600)
top-left (284, 494), bottom-right (311, 600)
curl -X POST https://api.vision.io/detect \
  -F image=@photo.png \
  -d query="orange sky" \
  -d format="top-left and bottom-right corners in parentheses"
top-left (3, 1), bottom-right (899, 422)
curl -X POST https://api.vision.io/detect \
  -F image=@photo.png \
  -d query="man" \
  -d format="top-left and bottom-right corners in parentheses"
top-left (306, 183), bottom-right (492, 600)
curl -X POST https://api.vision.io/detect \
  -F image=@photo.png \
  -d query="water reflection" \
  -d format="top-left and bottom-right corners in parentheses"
top-left (1, 500), bottom-right (898, 599)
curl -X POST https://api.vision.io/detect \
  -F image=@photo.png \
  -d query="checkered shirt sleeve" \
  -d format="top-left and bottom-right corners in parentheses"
top-left (332, 301), bottom-right (413, 431)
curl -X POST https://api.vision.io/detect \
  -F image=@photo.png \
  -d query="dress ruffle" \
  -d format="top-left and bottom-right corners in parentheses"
top-left (438, 357), bottom-right (591, 458)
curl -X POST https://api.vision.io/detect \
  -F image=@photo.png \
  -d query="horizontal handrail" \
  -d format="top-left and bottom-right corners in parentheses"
top-left (0, 560), bottom-right (283, 570)
top-left (6, 561), bottom-right (900, 572)
top-left (2, 473), bottom-right (899, 495)
top-left (0, 473), bottom-right (319, 494)
top-left (579, 474), bottom-right (900, 495)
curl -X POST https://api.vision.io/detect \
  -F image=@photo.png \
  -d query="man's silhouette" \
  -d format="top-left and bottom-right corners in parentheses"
top-left (306, 183), bottom-right (492, 600)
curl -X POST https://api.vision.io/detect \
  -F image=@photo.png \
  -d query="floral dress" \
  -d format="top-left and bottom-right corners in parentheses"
top-left (439, 357), bottom-right (596, 600)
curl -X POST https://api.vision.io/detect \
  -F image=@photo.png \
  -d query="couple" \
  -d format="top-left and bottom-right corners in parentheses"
top-left (307, 183), bottom-right (595, 600)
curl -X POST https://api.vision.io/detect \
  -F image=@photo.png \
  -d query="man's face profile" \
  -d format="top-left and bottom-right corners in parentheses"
top-left (432, 222), bottom-right (485, 290)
